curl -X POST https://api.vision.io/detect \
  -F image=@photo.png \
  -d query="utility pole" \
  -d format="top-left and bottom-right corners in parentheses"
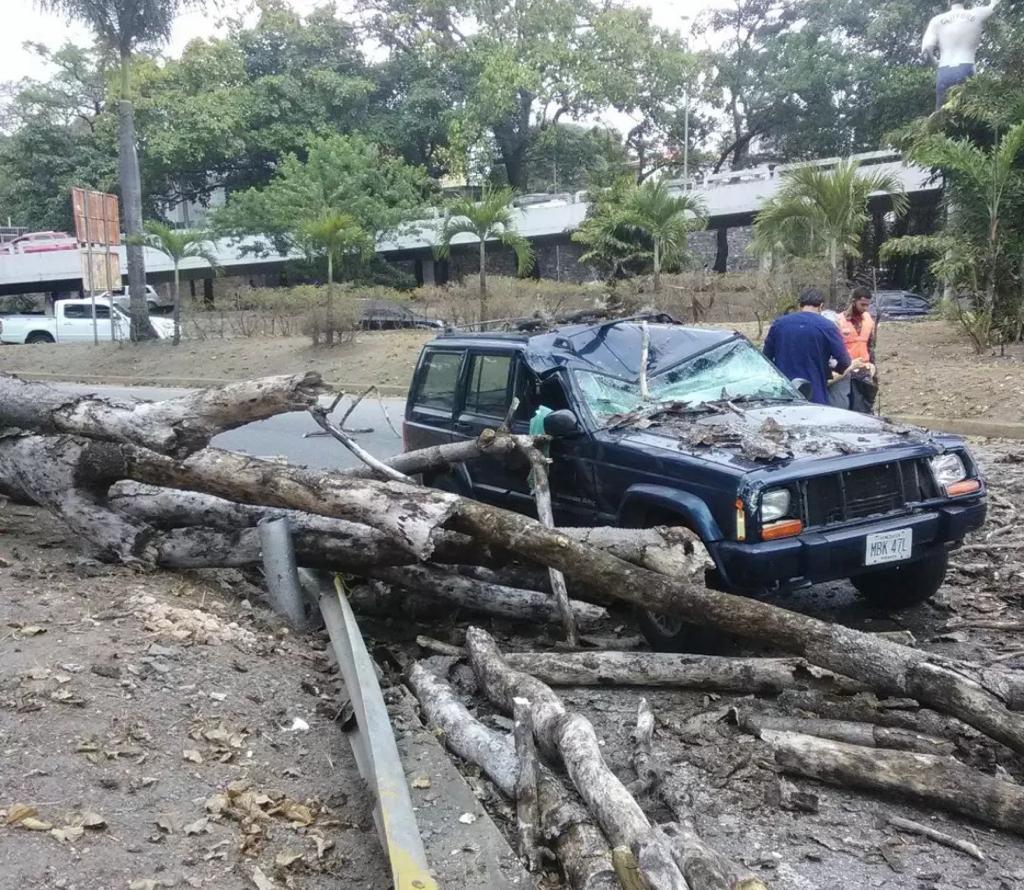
top-left (683, 90), bottom-right (690, 190)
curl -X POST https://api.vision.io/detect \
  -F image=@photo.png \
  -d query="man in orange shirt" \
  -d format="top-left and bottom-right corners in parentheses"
top-left (839, 286), bottom-right (876, 364)
top-left (836, 286), bottom-right (878, 412)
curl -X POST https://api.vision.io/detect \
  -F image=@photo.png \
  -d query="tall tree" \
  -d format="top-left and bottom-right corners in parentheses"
top-left (363, 0), bottom-right (698, 189)
top-left (37, 0), bottom-right (205, 341)
top-left (138, 222), bottom-right (218, 345)
top-left (751, 159), bottom-right (908, 305)
top-left (215, 134), bottom-right (426, 345)
top-left (434, 186), bottom-right (535, 320)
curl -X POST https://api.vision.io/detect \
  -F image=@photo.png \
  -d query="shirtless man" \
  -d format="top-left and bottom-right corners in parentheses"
top-left (922, 0), bottom-right (1000, 109)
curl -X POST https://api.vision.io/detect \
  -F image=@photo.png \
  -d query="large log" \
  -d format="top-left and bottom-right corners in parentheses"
top-left (464, 626), bottom-right (691, 889)
top-left (0, 434), bottom-right (153, 562)
top-left (757, 728), bottom-right (1024, 838)
top-left (367, 564), bottom-right (608, 629)
top-left (0, 371), bottom-right (324, 456)
top-left (501, 651), bottom-right (865, 695)
top-left (9, 432), bottom-right (1024, 757)
top-left (731, 710), bottom-right (955, 757)
top-left (406, 662), bottom-right (618, 890)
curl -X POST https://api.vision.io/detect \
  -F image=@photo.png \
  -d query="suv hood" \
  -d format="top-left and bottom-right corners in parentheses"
top-left (610, 402), bottom-right (939, 469)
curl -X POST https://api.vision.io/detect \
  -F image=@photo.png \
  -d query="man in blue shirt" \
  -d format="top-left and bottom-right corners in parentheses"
top-left (763, 288), bottom-right (851, 404)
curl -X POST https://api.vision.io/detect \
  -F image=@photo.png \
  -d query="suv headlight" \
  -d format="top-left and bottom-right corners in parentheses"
top-left (930, 453), bottom-right (967, 487)
top-left (760, 488), bottom-right (791, 522)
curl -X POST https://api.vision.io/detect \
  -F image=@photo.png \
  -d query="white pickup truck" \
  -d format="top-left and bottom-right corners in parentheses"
top-left (0, 298), bottom-right (174, 344)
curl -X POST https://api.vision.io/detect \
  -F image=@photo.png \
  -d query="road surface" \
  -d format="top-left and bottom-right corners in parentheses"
top-left (57, 383), bottom-right (408, 471)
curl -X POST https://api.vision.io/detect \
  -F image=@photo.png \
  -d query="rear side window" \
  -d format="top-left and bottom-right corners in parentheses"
top-left (465, 353), bottom-right (512, 417)
top-left (415, 351), bottom-right (462, 411)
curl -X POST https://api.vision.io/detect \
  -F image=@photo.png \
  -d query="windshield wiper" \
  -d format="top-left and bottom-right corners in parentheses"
top-left (724, 394), bottom-right (796, 405)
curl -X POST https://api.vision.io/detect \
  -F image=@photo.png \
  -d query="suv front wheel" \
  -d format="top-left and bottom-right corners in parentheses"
top-left (850, 550), bottom-right (948, 609)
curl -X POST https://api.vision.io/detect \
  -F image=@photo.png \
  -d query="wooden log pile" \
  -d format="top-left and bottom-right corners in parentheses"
top-left (4, 371), bottom-right (1024, 888)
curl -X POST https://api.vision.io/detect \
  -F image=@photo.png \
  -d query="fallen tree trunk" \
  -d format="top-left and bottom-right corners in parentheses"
top-left (9, 431), bottom-right (1024, 756)
top-left (407, 662), bottom-right (618, 890)
top-left (467, 626), bottom-right (730, 889)
top-left (449, 500), bottom-right (1024, 755)
top-left (0, 371), bottom-right (325, 456)
top-left (364, 564), bottom-right (608, 629)
top-left (731, 710), bottom-right (955, 757)
top-left (755, 728), bottom-right (1024, 838)
top-left (502, 651), bottom-right (865, 695)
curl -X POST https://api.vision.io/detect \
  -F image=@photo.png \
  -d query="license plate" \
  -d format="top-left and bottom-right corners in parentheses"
top-left (865, 528), bottom-right (912, 566)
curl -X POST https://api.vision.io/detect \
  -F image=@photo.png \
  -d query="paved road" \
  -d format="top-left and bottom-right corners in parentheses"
top-left (58, 383), bottom-right (408, 471)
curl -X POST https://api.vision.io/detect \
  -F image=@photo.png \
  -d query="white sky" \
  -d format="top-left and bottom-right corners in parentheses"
top-left (0, 0), bottom-right (719, 85)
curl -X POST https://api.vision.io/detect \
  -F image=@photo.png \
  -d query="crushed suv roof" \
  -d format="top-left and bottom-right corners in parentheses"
top-left (433, 315), bottom-right (737, 380)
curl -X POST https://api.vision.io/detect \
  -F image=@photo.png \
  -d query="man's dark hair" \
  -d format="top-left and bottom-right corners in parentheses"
top-left (851, 285), bottom-right (872, 301)
top-left (798, 288), bottom-right (825, 307)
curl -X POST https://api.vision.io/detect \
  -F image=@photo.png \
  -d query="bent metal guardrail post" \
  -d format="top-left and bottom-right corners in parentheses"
top-left (258, 516), bottom-right (310, 629)
top-left (320, 579), bottom-right (440, 890)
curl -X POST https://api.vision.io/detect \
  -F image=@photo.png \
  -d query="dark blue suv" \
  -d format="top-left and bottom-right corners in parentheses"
top-left (403, 316), bottom-right (987, 648)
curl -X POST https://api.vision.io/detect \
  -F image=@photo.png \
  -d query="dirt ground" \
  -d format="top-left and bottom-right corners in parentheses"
top-left (0, 507), bottom-right (391, 890)
top-left (1, 319), bottom-right (1023, 424)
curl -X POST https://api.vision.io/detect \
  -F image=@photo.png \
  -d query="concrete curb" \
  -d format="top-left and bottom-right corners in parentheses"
top-left (5, 370), bottom-right (409, 397)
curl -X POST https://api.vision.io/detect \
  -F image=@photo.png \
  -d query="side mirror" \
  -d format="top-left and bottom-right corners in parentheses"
top-left (543, 409), bottom-right (581, 437)
top-left (792, 378), bottom-right (813, 400)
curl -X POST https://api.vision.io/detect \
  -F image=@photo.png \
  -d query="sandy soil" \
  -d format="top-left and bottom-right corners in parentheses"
top-left (1, 320), bottom-right (1022, 423)
top-left (0, 507), bottom-right (390, 890)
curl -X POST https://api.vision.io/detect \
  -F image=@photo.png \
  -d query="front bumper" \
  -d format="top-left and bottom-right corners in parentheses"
top-left (711, 500), bottom-right (987, 591)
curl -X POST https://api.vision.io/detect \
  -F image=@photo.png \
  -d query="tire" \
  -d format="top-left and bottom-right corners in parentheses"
top-left (25, 331), bottom-right (55, 344)
top-left (850, 550), bottom-right (948, 609)
top-left (631, 509), bottom-right (725, 653)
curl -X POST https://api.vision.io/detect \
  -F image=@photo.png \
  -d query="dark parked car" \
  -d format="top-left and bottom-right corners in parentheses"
top-left (403, 315), bottom-right (987, 649)
top-left (869, 290), bottom-right (933, 320)
top-left (358, 298), bottom-right (443, 330)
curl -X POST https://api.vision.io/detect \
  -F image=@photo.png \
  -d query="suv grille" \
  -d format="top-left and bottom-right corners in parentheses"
top-left (803, 460), bottom-right (936, 527)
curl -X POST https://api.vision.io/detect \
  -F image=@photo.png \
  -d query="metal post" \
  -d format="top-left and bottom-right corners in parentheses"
top-left (83, 201), bottom-right (98, 345)
top-left (258, 517), bottom-right (309, 628)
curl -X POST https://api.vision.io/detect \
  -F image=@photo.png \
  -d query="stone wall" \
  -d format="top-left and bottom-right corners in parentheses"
top-left (687, 227), bottom-right (756, 273)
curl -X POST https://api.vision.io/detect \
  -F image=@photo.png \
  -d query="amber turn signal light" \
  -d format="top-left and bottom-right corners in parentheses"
top-left (946, 479), bottom-right (981, 497)
top-left (761, 518), bottom-right (804, 540)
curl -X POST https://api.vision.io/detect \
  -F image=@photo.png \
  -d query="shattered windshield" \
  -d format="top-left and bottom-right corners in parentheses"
top-left (575, 338), bottom-right (800, 424)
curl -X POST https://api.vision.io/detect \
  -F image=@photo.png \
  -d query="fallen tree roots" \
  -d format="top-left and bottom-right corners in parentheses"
top-left (501, 652), bottom-right (866, 695)
top-left (466, 626), bottom-right (765, 890)
top-left (754, 728), bottom-right (1024, 837)
top-left (406, 662), bottom-right (618, 890)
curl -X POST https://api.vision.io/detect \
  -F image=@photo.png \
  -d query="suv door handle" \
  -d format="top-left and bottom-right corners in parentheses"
top-left (453, 420), bottom-right (474, 431)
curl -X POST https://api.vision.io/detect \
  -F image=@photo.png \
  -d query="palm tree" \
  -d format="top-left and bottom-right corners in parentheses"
top-left (139, 222), bottom-right (218, 346)
top-left (751, 159), bottom-right (908, 306)
top-left (301, 212), bottom-right (372, 347)
top-left (620, 181), bottom-right (707, 293)
top-left (882, 122), bottom-right (1024, 349)
top-left (434, 186), bottom-right (535, 321)
top-left (37, 0), bottom-right (204, 341)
